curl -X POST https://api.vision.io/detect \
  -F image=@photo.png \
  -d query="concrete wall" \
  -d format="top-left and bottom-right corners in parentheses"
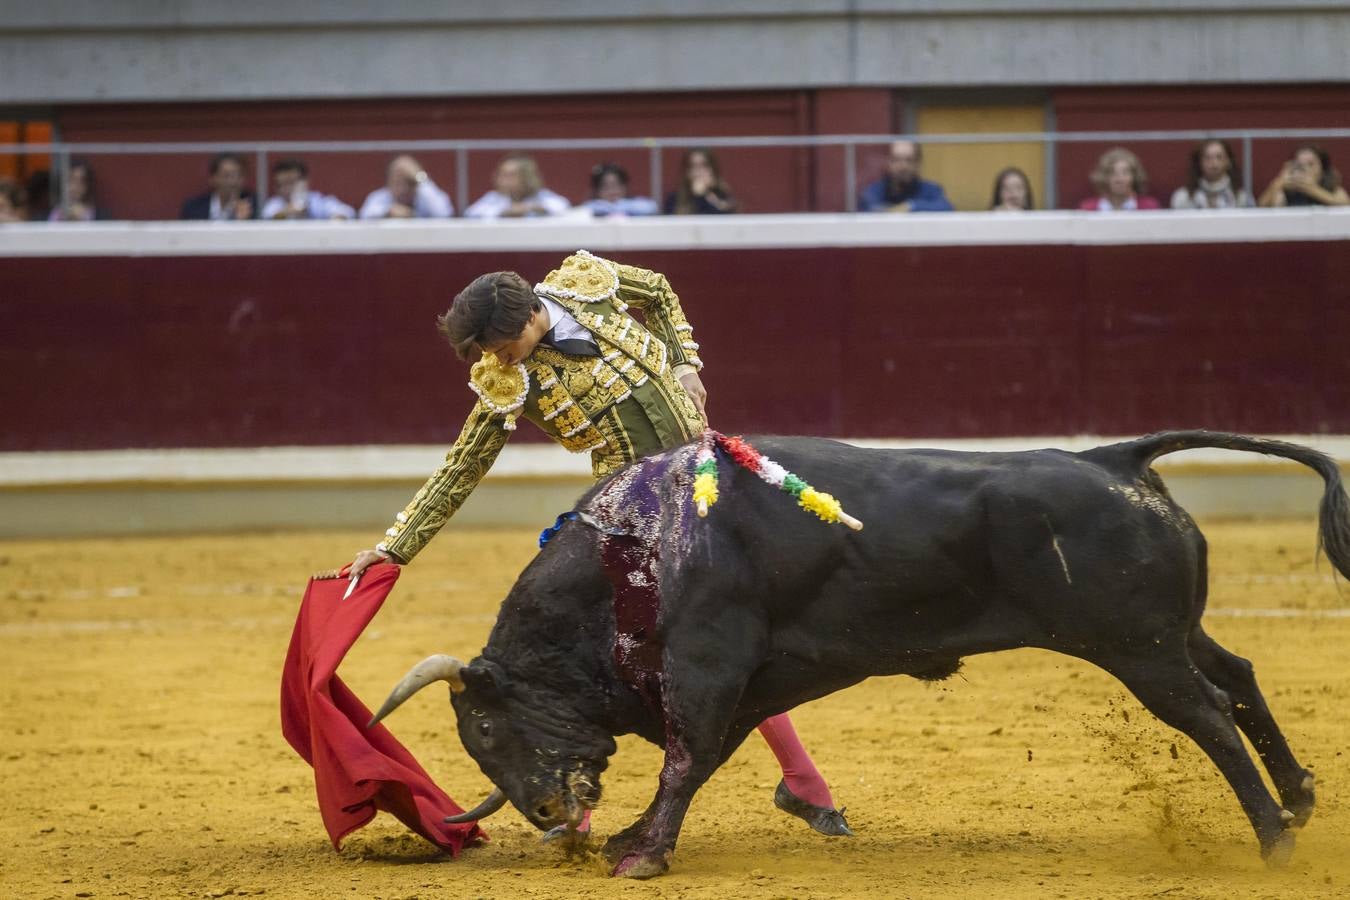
top-left (3, 2), bottom-right (1348, 105)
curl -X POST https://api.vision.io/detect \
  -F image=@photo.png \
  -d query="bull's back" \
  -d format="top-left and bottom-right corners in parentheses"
top-left (711, 437), bottom-right (1201, 667)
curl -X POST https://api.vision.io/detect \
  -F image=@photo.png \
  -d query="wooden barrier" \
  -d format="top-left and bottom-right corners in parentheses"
top-left (3, 212), bottom-right (1347, 451)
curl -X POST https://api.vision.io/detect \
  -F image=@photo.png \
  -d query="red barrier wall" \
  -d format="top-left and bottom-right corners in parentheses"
top-left (4, 241), bottom-right (1345, 451)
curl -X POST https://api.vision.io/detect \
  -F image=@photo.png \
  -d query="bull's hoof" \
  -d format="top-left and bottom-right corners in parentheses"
top-left (1261, 828), bottom-right (1296, 868)
top-left (1285, 773), bottom-right (1316, 829)
top-left (599, 830), bottom-right (644, 867)
top-left (773, 780), bottom-right (855, 837)
top-left (612, 851), bottom-right (669, 879)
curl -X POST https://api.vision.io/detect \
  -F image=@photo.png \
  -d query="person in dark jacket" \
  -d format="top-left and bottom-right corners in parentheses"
top-left (180, 152), bottom-right (257, 220)
top-left (859, 140), bottom-right (954, 213)
top-left (664, 148), bottom-right (738, 215)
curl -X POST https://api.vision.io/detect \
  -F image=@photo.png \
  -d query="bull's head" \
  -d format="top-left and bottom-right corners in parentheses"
top-left (368, 654), bottom-right (614, 831)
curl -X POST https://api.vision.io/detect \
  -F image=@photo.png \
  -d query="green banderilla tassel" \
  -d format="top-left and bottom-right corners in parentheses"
top-left (781, 474), bottom-right (808, 497)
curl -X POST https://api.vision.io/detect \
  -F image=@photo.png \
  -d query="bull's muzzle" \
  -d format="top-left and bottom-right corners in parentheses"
top-left (367, 653), bottom-right (466, 728)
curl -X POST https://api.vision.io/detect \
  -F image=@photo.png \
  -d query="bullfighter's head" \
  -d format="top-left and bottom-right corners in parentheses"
top-left (368, 654), bottom-right (615, 832)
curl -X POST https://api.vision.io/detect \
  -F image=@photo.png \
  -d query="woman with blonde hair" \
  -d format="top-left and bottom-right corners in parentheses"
top-left (465, 153), bottom-right (572, 218)
top-left (1078, 147), bottom-right (1159, 211)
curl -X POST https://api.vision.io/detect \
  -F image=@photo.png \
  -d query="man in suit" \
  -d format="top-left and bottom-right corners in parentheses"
top-left (348, 251), bottom-right (852, 840)
top-left (180, 152), bottom-right (257, 220)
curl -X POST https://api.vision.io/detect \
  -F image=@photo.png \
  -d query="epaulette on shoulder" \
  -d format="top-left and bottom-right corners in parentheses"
top-left (534, 249), bottom-right (621, 305)
top-left (468, 354), bottom-right (529, 431)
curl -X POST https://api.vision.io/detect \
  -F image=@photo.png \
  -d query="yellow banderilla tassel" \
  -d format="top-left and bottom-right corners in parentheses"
top-left (797, 486), bottom-right (843, 523)
top-left (693, 472), bottom-right (719, 517)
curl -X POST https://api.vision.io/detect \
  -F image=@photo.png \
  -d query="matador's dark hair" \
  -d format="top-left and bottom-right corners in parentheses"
top-left (437, 271), bottom-right (542, 361)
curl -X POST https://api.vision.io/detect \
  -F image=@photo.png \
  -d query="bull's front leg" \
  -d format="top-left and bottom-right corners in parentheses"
top-left (602, 733), bottom-right (711, 878)
top-left (603, 611), bottom-right (765, 878)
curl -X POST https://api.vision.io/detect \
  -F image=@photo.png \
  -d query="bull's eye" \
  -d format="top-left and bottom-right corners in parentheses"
top-left (478, 721), bottom-right (492, 737)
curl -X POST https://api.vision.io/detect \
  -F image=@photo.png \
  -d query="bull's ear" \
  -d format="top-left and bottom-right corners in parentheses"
top-left (458, 661), bottom-right (504, 696)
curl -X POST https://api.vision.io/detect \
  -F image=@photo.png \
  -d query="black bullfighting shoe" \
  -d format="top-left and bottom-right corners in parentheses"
top-left (773, 780), bottom-right (855, 836)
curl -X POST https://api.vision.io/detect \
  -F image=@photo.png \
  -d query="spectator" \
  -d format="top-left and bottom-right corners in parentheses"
top-left (1078, 147), bottom-right (1159, 211)
top-left (664, 148), bottom-right (738, 214)
top-left (0, 178), bottom-right (27, 223)
top-left (181, 152), bottom-right (257, 220)
top-left (990, 167), bottom-right (1035, 211)
top-left (24, 170), bottom-right (52, 221)
top-left (261, 158), bottom-right (355, 220)
top-left (359, 154), bottom-right (454, 219)
top-left (859, 141), bottom-right (954, 213)
top-left (584, 163), bottom-right (659, 217)
top-left (1258, 144), bottom-right (1350, 208)
top-left (464, 153), bottom-right (570, 219)
top-left (48, 159), bottom-right (107, 221)
top-left (1171, 140), bottom-right (1253, 209)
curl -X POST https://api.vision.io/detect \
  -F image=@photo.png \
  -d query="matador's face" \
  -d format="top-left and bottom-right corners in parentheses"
top-left (480, 307), bottom-right (548, 367)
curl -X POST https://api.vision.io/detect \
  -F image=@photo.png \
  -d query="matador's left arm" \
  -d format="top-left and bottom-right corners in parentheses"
top-left (612, 262), bottom-right (705, 377)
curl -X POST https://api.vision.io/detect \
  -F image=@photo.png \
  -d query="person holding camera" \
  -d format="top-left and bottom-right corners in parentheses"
top-left (1259, 145), bottom-right (1350, 207)
top-left (261, 158), bottom-right (355, 220)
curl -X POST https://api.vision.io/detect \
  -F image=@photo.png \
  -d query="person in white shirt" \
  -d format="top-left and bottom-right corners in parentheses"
top-left (359, 155), bottom-right (454, 220)
top-left (1170, 140), bottom-right (1254, 210)
top-left (464, 153), bottom-right (571, 219)
top-left (262, 158), bottom-right (356, 220)
top-left (583, 162), bottom-right (660, 218)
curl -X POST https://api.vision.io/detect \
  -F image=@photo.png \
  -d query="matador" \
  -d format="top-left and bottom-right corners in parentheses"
top-left (348, 250), bottom-right (852, 838)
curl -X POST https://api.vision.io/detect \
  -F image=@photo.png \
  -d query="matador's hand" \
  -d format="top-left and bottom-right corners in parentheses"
top-left (679, 371), bottom-right (707, 416)
top-left (349, 548), bottom-right (391, 580)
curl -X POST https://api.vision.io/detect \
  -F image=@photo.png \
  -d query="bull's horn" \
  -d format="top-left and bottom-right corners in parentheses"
top-left (443, 787), bottom-right (507, 824)
top-left (367, 654), bottom-right (466, 728)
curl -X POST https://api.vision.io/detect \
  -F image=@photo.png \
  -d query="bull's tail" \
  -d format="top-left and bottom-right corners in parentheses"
top-left (1091, 430), bottom-right (1350, 580)
top-left (693, 430), bottom-right (864, 530)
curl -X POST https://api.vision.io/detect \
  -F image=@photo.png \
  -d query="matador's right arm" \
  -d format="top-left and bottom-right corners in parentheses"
top-left (377, 399), bottom-right (510, 563)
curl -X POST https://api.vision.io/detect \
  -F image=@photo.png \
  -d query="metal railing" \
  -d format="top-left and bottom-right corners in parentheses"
top-left (5, 128), bottom-right (1350, 214)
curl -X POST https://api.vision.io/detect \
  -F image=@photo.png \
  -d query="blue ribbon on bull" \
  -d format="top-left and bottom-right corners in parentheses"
top-left (539, 511), bottom-right (580, 548)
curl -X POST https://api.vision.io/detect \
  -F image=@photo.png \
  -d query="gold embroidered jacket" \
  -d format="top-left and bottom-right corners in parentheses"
top-left (377, 250), bottom-right (707, 563)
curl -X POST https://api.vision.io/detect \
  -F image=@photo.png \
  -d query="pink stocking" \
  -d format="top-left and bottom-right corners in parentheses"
top-left (756, 713), bottom-right (835, 808)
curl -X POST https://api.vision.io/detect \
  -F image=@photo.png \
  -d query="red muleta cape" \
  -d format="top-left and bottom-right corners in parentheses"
top-left (280, 563), bottom-right (483, 853)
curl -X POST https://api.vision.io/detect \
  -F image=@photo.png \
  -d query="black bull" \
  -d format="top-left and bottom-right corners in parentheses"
top-left (370, 431), bottom-right (1350, 878)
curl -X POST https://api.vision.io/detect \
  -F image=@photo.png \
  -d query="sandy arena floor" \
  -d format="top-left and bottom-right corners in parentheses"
top-left (3, 518), bottom-right (1349, 899)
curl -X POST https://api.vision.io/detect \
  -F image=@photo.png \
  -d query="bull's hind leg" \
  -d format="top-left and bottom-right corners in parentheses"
top-left (1188, 627), bottom-right (1316, 827)
top-left (1102, 648), bottom-right (1296, 866)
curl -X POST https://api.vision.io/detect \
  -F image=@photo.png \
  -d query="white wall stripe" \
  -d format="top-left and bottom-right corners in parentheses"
top-left (2, 209), bottom-right (1347, 258)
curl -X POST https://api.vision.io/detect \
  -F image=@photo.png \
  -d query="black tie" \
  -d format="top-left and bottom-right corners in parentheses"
top-left (541, 326), bottom-right (599, 357)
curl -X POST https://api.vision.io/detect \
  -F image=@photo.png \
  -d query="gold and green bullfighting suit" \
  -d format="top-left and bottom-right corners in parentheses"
top-left (376, 250), bottom-right (707, 563)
